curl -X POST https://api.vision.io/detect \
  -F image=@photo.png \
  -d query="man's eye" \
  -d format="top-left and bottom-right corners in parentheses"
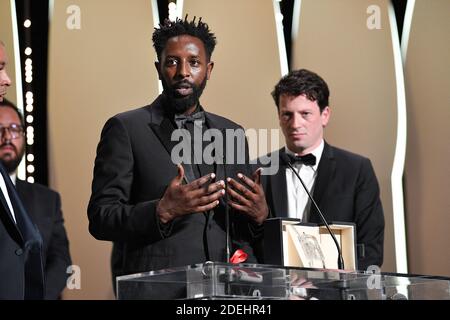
top-left (190, 60), bottom-right (200, 66)
top-left (166, 59), bottom-right (177, 66)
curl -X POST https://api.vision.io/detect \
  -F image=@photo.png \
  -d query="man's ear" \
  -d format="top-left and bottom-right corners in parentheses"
top-left (321, 106), bottom-right (331, 127)
top-left (154, 61), bottom-right (162, 80)
top-left (206, 61), bottom-right (214, 80)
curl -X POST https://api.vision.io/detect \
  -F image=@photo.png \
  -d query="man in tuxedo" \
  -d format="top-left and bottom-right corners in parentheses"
top-left (0, 41), bottom-right (45, 299)
top-left (0, 99), bottom-right (72, 299)
top-left (88, 17), bottom-right (268, 292)
top-left (260, 69), bottom-right (384, 270)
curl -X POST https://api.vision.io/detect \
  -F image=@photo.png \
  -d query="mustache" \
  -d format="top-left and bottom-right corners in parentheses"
top-left (173, 80), bottom-right (193, 89)
top-left (0, 142), bottom-right (17, 151)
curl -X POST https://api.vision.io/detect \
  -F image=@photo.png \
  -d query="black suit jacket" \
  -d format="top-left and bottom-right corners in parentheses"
top-left (0, 164), bottom-right (44, 299)
top-left (16, 180), bottom-right (71, 299)
top-left (260, 143), bottom-right (385, 270)
top-left (88, 95), bottom-right (258, 285)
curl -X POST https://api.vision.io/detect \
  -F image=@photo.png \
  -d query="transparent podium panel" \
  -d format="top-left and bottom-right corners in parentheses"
top-left (116, 262), bottom-right (450, 300)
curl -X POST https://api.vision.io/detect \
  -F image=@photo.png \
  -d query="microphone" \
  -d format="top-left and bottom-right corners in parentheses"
top-left (280, 152), bottom-right (345, 270)
top-left (219, 128), bottom-right (231, 263)
top-left (224, 157), bottom-right (231, 263)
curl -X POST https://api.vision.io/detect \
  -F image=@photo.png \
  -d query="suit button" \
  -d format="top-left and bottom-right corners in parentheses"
top-left (15, 248), bottom-right (24, 256)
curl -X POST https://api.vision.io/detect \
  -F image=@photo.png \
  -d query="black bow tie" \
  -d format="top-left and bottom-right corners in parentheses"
top-left (286, 153), bottom-right (316, 166)
top-left (174, 111), bottom-right (205, 129)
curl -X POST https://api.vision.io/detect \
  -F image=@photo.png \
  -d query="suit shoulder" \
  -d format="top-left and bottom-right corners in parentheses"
top-left (17, 180), bottom-right (60, 198)
top-left (111, 105), bottom-right (152, 123)
top-left (111, 95), bottom-right (164, 123)
top-left (98, 105), bottom-right (153, 139)
top-left (330, 145), bottom-right (371, 164)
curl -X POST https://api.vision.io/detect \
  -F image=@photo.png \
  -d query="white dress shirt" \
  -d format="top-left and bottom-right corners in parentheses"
top-left (285, 140), bottom-right (324, 221)
top-left (9, 172), bottom-right (16, 185)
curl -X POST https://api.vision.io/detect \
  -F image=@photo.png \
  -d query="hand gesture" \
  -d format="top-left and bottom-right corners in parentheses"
top-left (226, 168), bottom-right (269, 225)
top-left (157, 165), bottom-right (225, 223)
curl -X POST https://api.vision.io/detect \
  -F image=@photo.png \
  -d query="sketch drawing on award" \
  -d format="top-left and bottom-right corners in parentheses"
top-left (296, 229), bottom-right (326, 268)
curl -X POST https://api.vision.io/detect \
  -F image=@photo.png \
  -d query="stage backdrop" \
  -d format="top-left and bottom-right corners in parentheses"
top-left (46, 0), bottom-right (450, 299)
top-left (47, 0), bottom-right (159, 299)
top-left (403, 0), bottom-right (450, 277)
top-left (291, 0), bottom-right (402, 273)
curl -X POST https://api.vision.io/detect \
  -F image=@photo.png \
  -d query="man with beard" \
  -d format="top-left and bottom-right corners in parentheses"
top-left (0, 99), bottom-right (72, 299)
top-left (88, 17), bottom-right (268, 296)
top-left (0, 41), bottom-right (45, 299)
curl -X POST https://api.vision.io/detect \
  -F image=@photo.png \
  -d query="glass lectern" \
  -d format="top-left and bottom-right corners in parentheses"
top-left (116, 262), bottom-right (450, 300)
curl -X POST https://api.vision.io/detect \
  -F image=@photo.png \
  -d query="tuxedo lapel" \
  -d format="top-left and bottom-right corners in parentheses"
top-left (15, 181), bottom-right (39, 235)
top-left (0, 165), bottom-right (23, 243)
top-left (149, 117), bottom-right (179, 157)
top-left (0, 189), bottom-right (14, 222)
top-left (0, 165), bottom-right (42, 250)
top-left (147, 97), bottom-right (197, 183)
top-left (0, 197), bottom-right (23, 245)
top-left (147, 99), bottom-right (179, 158)
top-left (0, 164), bottom-right (44, 299)
top-left (311, 142), bottom-right (336, 221)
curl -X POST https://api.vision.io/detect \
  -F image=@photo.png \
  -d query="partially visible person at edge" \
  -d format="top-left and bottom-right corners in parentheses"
top-left (0, 40), bottom-right (45, 300)
top-left (0, 99), bottom-right (72, 299)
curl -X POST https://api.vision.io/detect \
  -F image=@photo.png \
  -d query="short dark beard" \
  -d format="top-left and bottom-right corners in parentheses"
top-left (0, 144), bottom-right (25, 174)
top-left (161, 76), bottom-right (208, 114)
top-left (1, 157), bottom-right (21, 174)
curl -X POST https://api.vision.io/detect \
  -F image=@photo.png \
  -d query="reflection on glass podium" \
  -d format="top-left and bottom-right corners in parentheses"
top-left (116, 262), bottom-right (450, 300)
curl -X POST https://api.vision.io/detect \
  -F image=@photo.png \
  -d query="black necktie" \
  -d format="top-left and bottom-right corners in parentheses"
top-left (174, 111), bottom-right (205, 129)
top-left (286, 153), bottom-right (316, 166)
